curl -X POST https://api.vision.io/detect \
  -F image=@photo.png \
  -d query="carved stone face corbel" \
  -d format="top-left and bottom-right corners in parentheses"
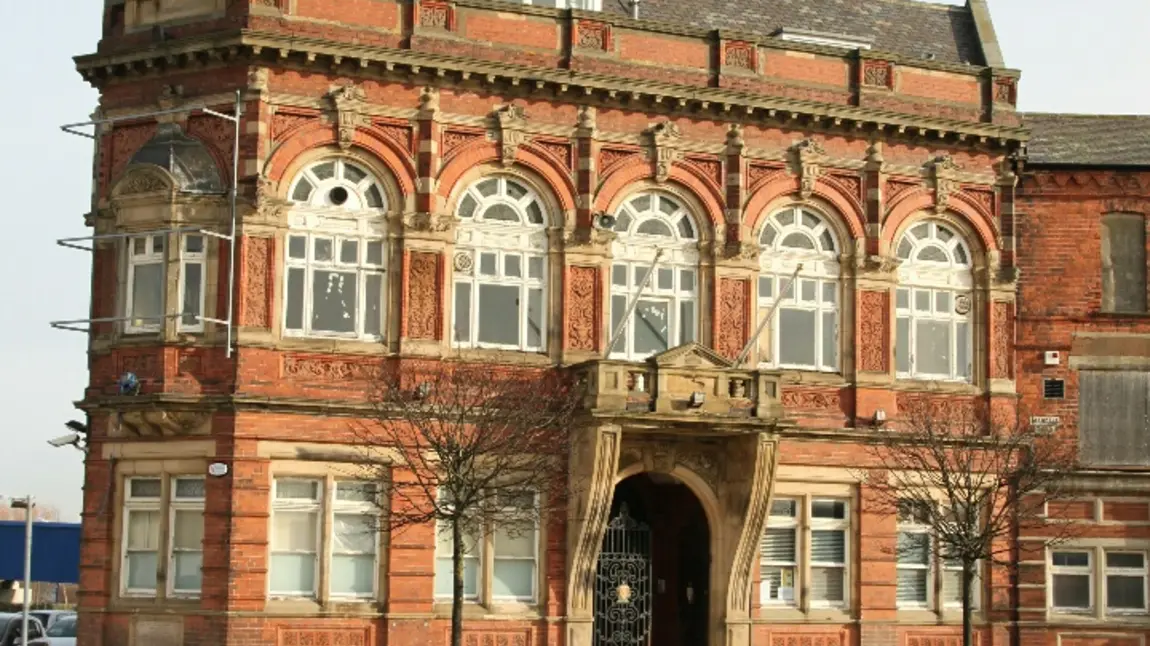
top-left (327, 83), bottom-right (369, 150)
top-left (856, 253), bottom-right (902, 274)
top-left (576, 105), bottom-right (597, 134)
top-left (493, 104), bottom-right (528, 167)
top-left (726, 123), bottom-right (745, 155)
top-left (157, 84), bottom-right (184, 111)
top-left (251, 175), bottom-right (291, 223)
top-left (724, 240), bottom-right (760, 262)
top-left (418, 86), bottom-right (440, 115)
top-left (645, 121), bottom-right (682, 183)
top-left (564, 225), bottom-right (617, 251)
top-left (791, 138), bottom-right (826, 199)
top-left (930, 154), bottom-right (962, 214)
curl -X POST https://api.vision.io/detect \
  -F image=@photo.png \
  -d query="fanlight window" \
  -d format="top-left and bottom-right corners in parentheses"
top-left (284, 159), bottom-right (389, 341)
top-left (895, 221), bottom-right (973, 382)
top-left (758, 207), bottom-right (841, 371)
top-left (609, 192), bottom-right (699, 360)
top-left (453, 176), bottom-right (549, 352)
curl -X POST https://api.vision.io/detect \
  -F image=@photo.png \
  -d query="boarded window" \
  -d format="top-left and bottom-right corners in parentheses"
top-left (1101, 213), bottom-right (1147, 313)
top-left (1079, 371), bottom-right (1150, 466)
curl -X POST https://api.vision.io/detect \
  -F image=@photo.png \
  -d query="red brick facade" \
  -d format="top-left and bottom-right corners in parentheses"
top-left (67, 1), bottom-right (1148, 646)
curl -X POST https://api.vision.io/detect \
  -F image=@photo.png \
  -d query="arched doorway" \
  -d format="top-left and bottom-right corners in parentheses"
top-left (594, 473), bottom-right (710, 646)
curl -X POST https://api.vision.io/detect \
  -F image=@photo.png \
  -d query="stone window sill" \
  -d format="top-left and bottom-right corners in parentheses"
top-left (432, 601), bottom-right (543, 618)
top-left (757, 607), bottom-right (852, 623)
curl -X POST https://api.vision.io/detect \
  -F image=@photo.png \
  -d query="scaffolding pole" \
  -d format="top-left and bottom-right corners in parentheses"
top-left (732, 264), bottom-right (804, 368)
top-left (53, 92), bottom-right (243, 357)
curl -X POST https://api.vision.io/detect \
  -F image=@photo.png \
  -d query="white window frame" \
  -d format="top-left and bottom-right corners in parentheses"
top-left (433, 491), bottom-right (541, 605)
top-left (520, 0), bottom-right (601, 9)
top-left (757, 206), bottom-right (841, 372)
top-left (125, 234), bottom-right (167, 333)
top-left (168, 477), bottom-right (205, 598)
top-left (330, 481), bottom-right (380, 600)
top-left (121, 477), bottom-right (163, 597)
top-left (609, 192), bottom-right (700, 361)
top-left (896, 503), bottom-right (934, 610)
top-left (1049, 549), bottom-right (1094, 613)
top-left (760, 498), bottom-right (799, 607)
top-left (453, 176), bottom-right (549, 352)
top-left (1105, 550), bottom-right (1149, 614)
top-left (269, 479), bottom-right (323, 599)
top-left (284, 158), bottom-right (389, 342)
top-left (808, 499), bottom-right (849, 608)
top-left (177, 234), bottom-right (206, 332)
top-left (895, 221), bottom-right (973, 382)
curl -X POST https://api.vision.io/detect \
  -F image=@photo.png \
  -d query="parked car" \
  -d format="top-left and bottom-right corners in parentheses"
top-left (42, 615), bottom-right (74, 646)
top-left (0, 614), bottom-right (49, 645)
top-left (27, 614), bottom-right (71, 634)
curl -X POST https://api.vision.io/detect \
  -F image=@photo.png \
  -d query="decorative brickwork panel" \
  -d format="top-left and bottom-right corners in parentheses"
top-left (769, 632), bottom-right (846, 646)
top-left (278, 627), bottom-right (370, 646)
top-left (418, 0), bottom-right (454, 30)
top-left (535, 139), bottom-right (573, 172)
top-left (781, 387), bottom-right (843, 412)
top-left (994, 78), bottom-right (1016, 105)
top-left (906, 632), bottom-right (979, 646)
top-left (684, 156), bottom-right (723, 186)
top-left (716, 277), bottom-right (749, 359)
top-left (271, 110), bottom-right (315, 141)
top-left (599, 147), bottom-right (638, 175)
top-left (119, 352), bottom-right (161, 381)
top-left (1060, 637), bottom-right (1141, 646)
top-left (965, 188), bottom-right (996, 217)
top-left (566, 265), bottom-right (599, 352)
top-left (724, 41), bottom-right (755, 70)
top-left (281, 355), bottom-right (382, 381)
top-left (858, 290), bottom-right (889, 373)
top-left (991, 301), bottom-right (1013, 379)
top-left (442, 129), bottom-right (483, 158)
top-left (861, 60), bottom-right (893, 89)
top-left (576, 20), bottom-right (610, 51)
top-left (457, 631), bottom-right (531, 646)
top-left (240, 237), bottom-right (272, 328)
top-left (884, 178), bottom-right (920, 205)
top-left (406, 251), bottom-right (441, 340)
top-left (372, 121), bottom-right (415, 156)
top-left (1103, 500), bottom-right (1150, 522)
top-left (109, 123), bottom-right (157, 186)
top-left (747, 162), bottom-right (784, 188)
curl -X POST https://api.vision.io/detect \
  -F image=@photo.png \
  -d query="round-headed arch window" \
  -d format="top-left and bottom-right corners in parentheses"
top-left (758, 206), bottom-right (842, 372)
top-left (283, 158), bottom-right (389, 341)
top-left (895, 220), bottom-right (974, 382)
top-left (452, 176), bottom-right (550, 352)
top-left (609, 192), bottom-right (700, 361)
top-left (288, 159), bottom-right (386, 211)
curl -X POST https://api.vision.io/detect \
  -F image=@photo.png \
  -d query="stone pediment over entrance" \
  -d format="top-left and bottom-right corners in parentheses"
top-left (649, 343), bottom-right (734, 370)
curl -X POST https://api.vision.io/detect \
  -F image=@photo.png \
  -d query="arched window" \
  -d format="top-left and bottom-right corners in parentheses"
top-left (452, 176), bottom-right (549, 351)
top-left (757, 207), bottom-right (840, 371)
top-left (283, 158), bottom-right (389, 340)
top-left (609, 192), bottom-right (699, 360)
top-left (895, 220), bottom-right (973, 381)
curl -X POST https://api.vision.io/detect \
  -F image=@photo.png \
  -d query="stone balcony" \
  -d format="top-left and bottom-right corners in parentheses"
top-left (570, 343), bottom-right (785, 422)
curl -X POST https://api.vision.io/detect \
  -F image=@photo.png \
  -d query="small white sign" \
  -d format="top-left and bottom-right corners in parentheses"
top-left (1030, 416), bottom-right (1060, 427)
top-left (208, 462), bottom-right (229, 477)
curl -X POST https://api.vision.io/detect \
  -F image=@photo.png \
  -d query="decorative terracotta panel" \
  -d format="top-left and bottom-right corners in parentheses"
top-left (857, 289), bottom-right (889, 373)
top-left (278, 627), bottom-right (370, 646)
top-left (906, 632), bottom-right (979, 646)
top-left (716, 277), bottom-right (750, 360)
top-left (406, 251), bottom-right (441, 340)
top-left (781, 387), bottom-right (843, 412)
top-left (281, 355), bottom-right (382, 381)
top-left (724, 41), bottom-right (756, 70)
top-left (109, 123), bottom-right (157, 187)
top-left (575, 20), bottom-right (611, 51)
top-left (861, 60), bottom-right (893, 89)
top-left (991, 301), bottom-right (1013, 379)
top-left (240, 237), bottom-right (272, 328)
top-left (769, 632), bottom-right (846, 646)
top-left (566, 265), bottom-right (600, 352)
top-left (458, 631), bottom-right (532, 646)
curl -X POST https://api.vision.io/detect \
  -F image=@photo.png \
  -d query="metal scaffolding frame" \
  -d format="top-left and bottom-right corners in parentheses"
top-left (51, 91), bottom-right (243, 358)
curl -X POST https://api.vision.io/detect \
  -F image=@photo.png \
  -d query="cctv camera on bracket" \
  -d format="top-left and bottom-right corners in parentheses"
top-left (594, 212), bottom-right (617, 230)
top-left (47, 433), bottom-right (83, 449)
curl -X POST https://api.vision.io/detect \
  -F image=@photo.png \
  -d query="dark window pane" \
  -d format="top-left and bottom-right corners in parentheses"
top-left (760, 224), bottom-right (777, 246)
top-left (679, 300), bottom-right (695, 344)
top-left (506, 181), bottom-right (528, 199)
top-left (459, 195), bottom-right (478, 219)
top-left (477, 284), bottom-right (521, 346)
top-left (366, 241), bottom-right (384, 266)
top-left (1052, 574), bottom-right (1091, 609)
top-left (680, 269), bottom-right (696, 292)
top-left (185, 235), bottom-right (204, 254)
top-left (612, 264), bottom-right (627, 287)
top-left (131, 263), bottom-right (164, 326)
top-left (527, 288), bottom-right (544, 348)
top-left (484, 204), bottom-right (519, 222)
top-left (781, 233), bottom-right (815, 250)
top-left (611, 295), bottom-right (627, 351)
top-left (526, 202), bottom-right (544, 225)
top-left (340, 240), bottom-right (358, 264)
top-left (636, 220), bottom-right (673, 236)
top-left (311, 271), bottom-right (357, 333)
top-left (365, 185), bottom-right (384, 209)
top-left (677, 216), bottom-right (695, 239)
top-left (286, 268), bottom-right (305, 330)
top-left (631, 195), bottom-right (651, 212)
top-left (288, 236), bottom-right (307, 259)
top-left (454, 283), bottom-right (471, 343)
top-left (291, 178), bottom-right (313, 202)
top-left (181, 263), bottom-right (203, 327)
top-left (634, 300), bottom-right (669, 355)
top-left (365, 274), bottom-right (383, 336)
top-left (778, 308), bottom-right (816, 366)
top-left (477, 179), bottom-right (498, 197)
top-left (314, 238), bottom-right (333, 262)
top-left (312, 162), bottom-right (335, 180)
top-left (1107, 575), bottom-right (1146, 609)
top-left (343, 163), bottom-right (367, 183)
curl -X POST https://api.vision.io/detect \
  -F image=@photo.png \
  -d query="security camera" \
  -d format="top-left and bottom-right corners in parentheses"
top-left (48, 433), bottom-right (82, 448)
top-left (594, 213), bottom-right (617, 230)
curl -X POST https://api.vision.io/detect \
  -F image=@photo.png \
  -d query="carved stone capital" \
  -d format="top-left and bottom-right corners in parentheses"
top-left (856, 253), bottom-right (903, 274)
top-left (791, 138), bottom-right (826, 199)
top-left (564, 225), bottom-right (617, 250)
top-left (493, 104), bottom-right (528, 166)
top-left (404, 211), bottom-right (455, 234)
top-left (645, 121), bottom-right (682, 183)
top-left (723, 240), bottom-right (760, 261)
top-left (930, 154), bottom-right (962, 214)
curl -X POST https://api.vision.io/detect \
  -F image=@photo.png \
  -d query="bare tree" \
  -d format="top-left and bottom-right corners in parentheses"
top-left (855, 398), bottom-right (1079, 646)
top-left (352, 361), bottom-right (584, 646)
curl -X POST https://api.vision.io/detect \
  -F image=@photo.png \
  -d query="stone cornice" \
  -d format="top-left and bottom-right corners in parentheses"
top-left (75, 30), bottom-right (1028, 150)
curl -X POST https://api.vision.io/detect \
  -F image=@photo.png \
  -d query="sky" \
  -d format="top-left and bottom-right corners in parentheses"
top-left (0, 1), bottom-right (1146, 522)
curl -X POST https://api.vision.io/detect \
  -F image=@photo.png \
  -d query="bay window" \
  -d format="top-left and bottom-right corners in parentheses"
top-left (757, 206), bottom-right (841, 371)
top-left (269, 478), bottom-right (380, 601)
top-left (609, 192), bottom-right (699, 360)
top-left (895, 221), bottom-right (973, 381)
top-left (284, 158), bottom-right (389, 341)
top-left (453, 176), bottom-right (549, 352)
top-left (125, 232), bottom-right (205, 333)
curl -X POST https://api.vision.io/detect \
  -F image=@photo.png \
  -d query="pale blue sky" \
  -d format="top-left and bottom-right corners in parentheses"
top-left (0, 1), bottom-right (1146, 521)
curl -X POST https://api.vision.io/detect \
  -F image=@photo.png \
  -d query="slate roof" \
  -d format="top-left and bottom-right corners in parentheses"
top-left (1023, 114), bottom-right (1150, 167)
top-left (598, 0), bottom-right (986, 65)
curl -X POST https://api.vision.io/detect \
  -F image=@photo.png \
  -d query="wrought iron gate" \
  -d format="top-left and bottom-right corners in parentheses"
top-left (594, 505), bottom-right (652, 646)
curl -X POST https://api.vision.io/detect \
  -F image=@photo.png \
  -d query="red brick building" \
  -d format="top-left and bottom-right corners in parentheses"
top-left (61, 0), bottom-right (1148, 645)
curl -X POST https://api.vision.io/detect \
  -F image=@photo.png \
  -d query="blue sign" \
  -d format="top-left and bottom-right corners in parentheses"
top-left (0, 521), bottom-right (81, 584)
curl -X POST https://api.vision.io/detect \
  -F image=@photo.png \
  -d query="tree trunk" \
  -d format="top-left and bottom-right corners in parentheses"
top-left (452, 518), bottom-right (464, 646)
top-left (962, 559), bottom-right (974, 646)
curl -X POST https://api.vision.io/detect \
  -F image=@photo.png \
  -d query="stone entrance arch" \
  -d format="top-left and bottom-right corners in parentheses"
top-left (565, 426), bottom-right (779, 646)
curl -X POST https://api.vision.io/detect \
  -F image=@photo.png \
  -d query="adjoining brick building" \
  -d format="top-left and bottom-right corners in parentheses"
top-left (61, 0), bottom-right (1148, 646)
